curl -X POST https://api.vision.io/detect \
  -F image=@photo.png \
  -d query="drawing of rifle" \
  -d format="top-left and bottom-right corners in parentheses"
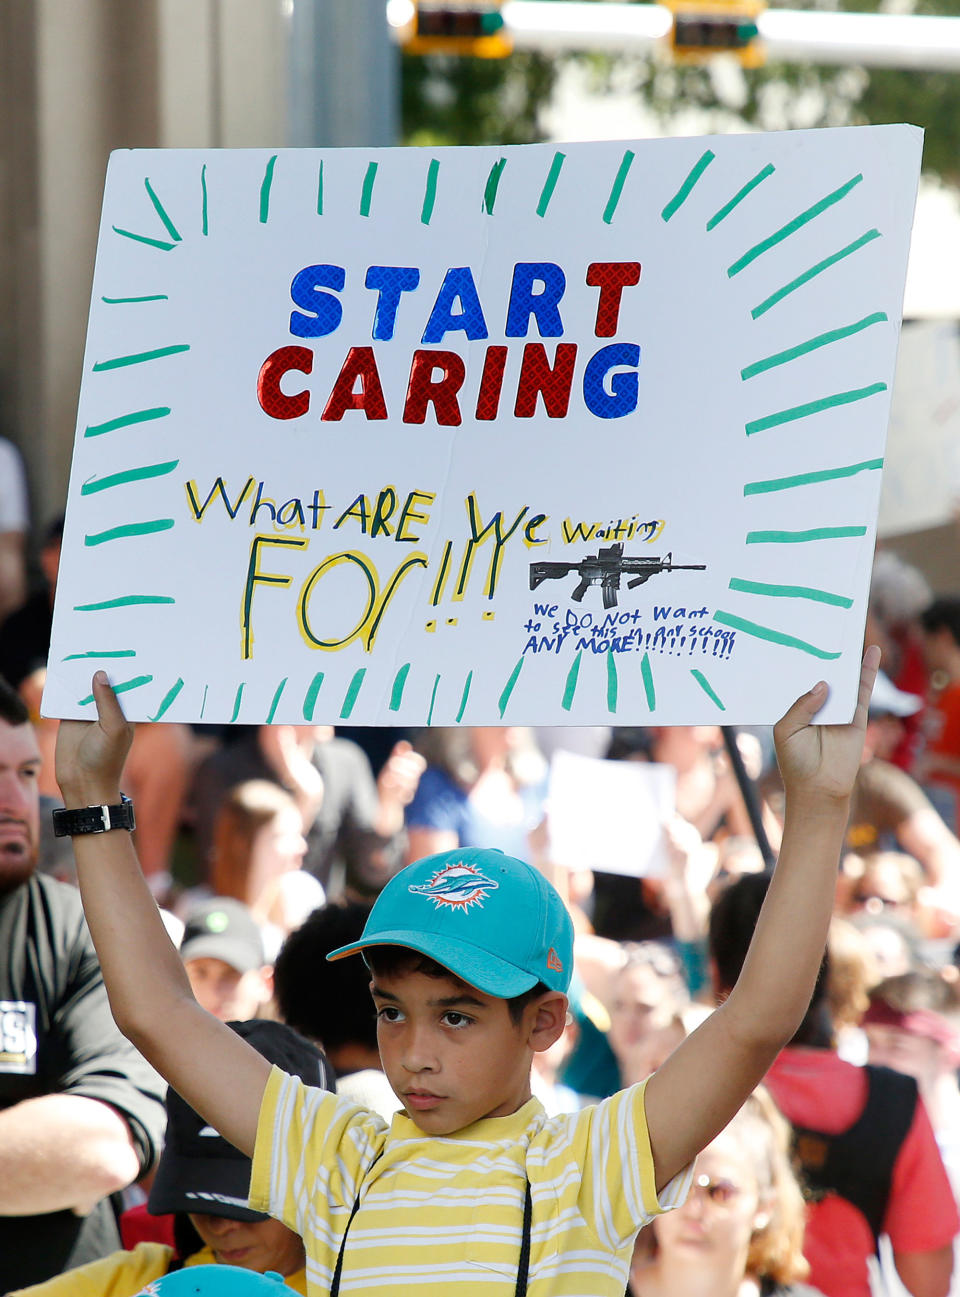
top-left (529, 543), bottom-right (706, 609)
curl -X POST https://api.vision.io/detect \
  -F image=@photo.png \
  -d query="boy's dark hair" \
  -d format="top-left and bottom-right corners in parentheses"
top-left (365, 944), bottom-right (548, 1026)
top-left (921, 596), bottom-right (960, 646)
top-left (172, 1212), bottom-right (204, 1264)
top-left (0, 676), bottom-right (29, 727)
top-left (709, 870), bottom-right (831, 1047)
top-left (274, 902), bottom-right (379, 1053)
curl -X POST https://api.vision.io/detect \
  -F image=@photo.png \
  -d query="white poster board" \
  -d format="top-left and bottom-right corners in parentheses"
top-left (879, 320), bottom-right (960, 539)
top-left (44, 126), bottom-right (922, 726)
top-left (547, 752), bottom-right (675, 878)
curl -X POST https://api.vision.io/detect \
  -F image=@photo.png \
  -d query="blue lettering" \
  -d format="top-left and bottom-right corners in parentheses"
top-left (289, 264), bottom-right (345, 338)
top-left (366, 266), bottom-right (421, 341)
top-left (582, 343), bottom-right (640, 419)
top-left (505, 262), bottom-right (565, 338)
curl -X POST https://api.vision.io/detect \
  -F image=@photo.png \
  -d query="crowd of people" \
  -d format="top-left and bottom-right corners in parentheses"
top-left (4, 537), bottom-right (960, 1295)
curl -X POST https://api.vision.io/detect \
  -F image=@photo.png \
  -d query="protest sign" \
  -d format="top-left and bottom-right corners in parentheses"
top-left (43, 126), bottom-right (922, 726)
top-left (547, 752), bottom-right (675, 878)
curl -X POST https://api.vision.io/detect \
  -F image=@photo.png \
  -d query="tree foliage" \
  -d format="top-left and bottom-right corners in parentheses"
top-left (400, 1), bottom-right (960, 182)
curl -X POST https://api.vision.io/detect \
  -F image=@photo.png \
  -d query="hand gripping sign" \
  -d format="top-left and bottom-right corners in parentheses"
top-left (44, 127), bottom-right (922, 726)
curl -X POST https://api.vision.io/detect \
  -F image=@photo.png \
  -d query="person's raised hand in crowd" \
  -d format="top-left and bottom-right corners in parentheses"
top-left (257, 723), bottom-right (325, 830)
top-left (373, 739), bottom-right (425, 837)
top-left (661, 813), bottom-right (718, 944)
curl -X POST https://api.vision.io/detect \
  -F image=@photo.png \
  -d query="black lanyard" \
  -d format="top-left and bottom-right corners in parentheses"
top-left (330, 1171), bottom-right (533, 1296)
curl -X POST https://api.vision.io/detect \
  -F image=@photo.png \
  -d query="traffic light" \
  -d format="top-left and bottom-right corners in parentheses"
top-left (403, 2), bottom-right (513, 57)
top-left (666, 0), bottom-right (765, 66)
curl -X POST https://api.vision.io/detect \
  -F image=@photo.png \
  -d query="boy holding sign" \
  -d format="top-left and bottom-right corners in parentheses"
top-left (53, 649), bottom-right (879, 1296)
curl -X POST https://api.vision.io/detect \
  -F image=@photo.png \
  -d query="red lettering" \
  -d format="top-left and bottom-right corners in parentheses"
top-left (402, 350), bottom-right (465, 426)
top-left (514, 343), bottom-right (577, 419)
top-left (474, 345), bottom-right (508, 422)
top-left (257, 346), bottom-right (313, 420)
top-left (586, 262), bottom-right (642, 337)
top-left (321, 346), bottom-right (388, 421)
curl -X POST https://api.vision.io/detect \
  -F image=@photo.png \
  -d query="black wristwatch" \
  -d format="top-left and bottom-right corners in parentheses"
top-left (52, 794), bottom-right (136, 837)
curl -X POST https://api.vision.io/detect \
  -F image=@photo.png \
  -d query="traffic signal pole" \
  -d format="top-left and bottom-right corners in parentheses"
top-left (499, 0), bottom-right (960, 70)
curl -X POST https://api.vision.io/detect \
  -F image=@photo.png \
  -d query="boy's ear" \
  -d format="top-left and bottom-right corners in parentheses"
top-left (528, 992), bottom-right (569, 1053)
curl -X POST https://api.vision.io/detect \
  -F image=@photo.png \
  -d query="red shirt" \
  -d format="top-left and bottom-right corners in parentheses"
top-left (765, 1048), bottom-right (958, 1297)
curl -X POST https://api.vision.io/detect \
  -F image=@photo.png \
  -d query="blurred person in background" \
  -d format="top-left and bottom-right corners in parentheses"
top-left (10, 1020), bottom-right (334, 1296)
top-left (0, 514), bottom-right (192, 896)
top-left (191, 723), bottom-right (422, 901)
top-left (710, 871), bottom-right (958, 1297)
top-left (607, 941), bottom-right (691, 1087)
top-left (272, 901), bottom-right (400, 1119)
top-left (206, 781), bottom-right (323, 961)
top-left (178, 897), bottom-right (273, 1024)
top-left (866, 551), bottom-right (932, 772)
top-left (0, 675), bottom-right (166, 1290)
top-left (405, 725), bottom-right (547, 863)
top-left (918, 598), bottom-right (960, 834)
top-left (863, 970), bottom-right (960, 1192)
top-left (630, 1088), bottom-right (823, 1297)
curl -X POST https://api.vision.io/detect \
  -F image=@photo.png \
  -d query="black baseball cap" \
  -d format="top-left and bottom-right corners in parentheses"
top-left (180, 898), bottom-right (265, 975)
top-left (148, 1019), bottom-right (335, 1221)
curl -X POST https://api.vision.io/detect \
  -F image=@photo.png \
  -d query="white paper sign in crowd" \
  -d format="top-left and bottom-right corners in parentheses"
top-left (547, 753), bottom-right (676, 879)
top-left (43, 126), bottom-right (922, 726)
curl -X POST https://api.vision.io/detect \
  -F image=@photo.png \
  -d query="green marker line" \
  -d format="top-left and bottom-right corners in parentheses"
top-left (81, 460), bottom-right (179, 496)
top-left (84, 407), bottom-right (171, 438)
top-left (151, 677), bottom-right (184, 721)
top-left (691, 669), bottom-right (726, 710)
top-left (84, 519), bottom-right (175, 546)
top-left (561, 651), bottom-right (582, 711)
top-left (360, 162), bottom-right (378, 217)
top-left (317, 160), bottom-right (324, 215)
top-left (303, 672), bottom-right (325, 721)
top-left (427, 674), bottom-right (441, 726)
top-left (603, 150), bottom-right (635, 224)
top-left (498, 657), bottom-right (524, 717)
top-left (483, 158), bottom-right (507, 214)
top-left (752, 229), bottom-right (882, 319)
top-left (111, 226), bottom-right (176, 252)
top-left (661, 150), bottom-right (715, 222)
top-left (201, 163), bottom-right (209, 235)
top-left (728, 577), bottom-right (854, 608)
top-left (260, 154), bottom-right (278, 224)
top-left (606, 651), bottom-right (619, 714)
top-left (389, 663), bottom-right (410, 712)
top-left (421, 158), bottom-right (440, 225)
top-left (728, 173), bottom-right (863, 277)
top-left (340, 669), bottom-right (366, 719)
top-left (101, 294), bottom-right (168, 304)
top-left (640, 652), bottom-right (656, 711)
top-left (78, 674), bottom-right (153, 706)
top-left (74, 594), bottom-right (175, 611)
top-left (747, 526), bottom-right (867, 544)
top-left (63, 649), bottom-right (136, 661)
top-left (713, 610), bottom-right (841, 660)
top-left (706, 163), bottom-right (775, 231)
top-left (230, 683), bottom-right (245, 723)
top-left (536, 151), bottom-right (566, 218)
top-left (746, 382), bottom-right (886, 435)
top-left (92, 344), bottom-right (190, 372)
top-left (144, 178), bottom-right (181, 242)
top-left (456, 671), bottom-right (473, 723)
top-left (266, 678), bottom-right (287, 724)
top-left (200, 685), bottom-right (209, 719)
top-left (743, 458), bottom-right (883, 496)
top-left (741, 312), bottom-right (888, 381)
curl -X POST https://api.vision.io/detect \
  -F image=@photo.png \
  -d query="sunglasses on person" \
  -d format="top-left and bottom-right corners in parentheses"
top-left (691, 1173), bottom-right (743, 1207)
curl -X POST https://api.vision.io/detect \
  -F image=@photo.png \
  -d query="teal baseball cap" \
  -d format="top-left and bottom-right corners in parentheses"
top-left (326, 848), bottom-right (574, 997)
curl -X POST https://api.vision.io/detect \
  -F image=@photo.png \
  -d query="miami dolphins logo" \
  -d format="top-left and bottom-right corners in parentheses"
top-left (408, 862), bottom-right (499, 911)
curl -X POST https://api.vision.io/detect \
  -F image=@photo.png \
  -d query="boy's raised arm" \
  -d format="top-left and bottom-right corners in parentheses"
top-left (644, 646), bottom-right (880, 1192)
top-left (55, 671), bottom-right (270, 1156)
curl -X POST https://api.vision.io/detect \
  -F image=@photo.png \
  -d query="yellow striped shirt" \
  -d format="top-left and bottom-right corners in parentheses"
top-left (250, 1065), bottom-right (692, 1295)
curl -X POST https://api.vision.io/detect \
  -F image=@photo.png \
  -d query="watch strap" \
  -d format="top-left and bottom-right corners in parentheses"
top-left (52, 795), bottom-right (136, 837)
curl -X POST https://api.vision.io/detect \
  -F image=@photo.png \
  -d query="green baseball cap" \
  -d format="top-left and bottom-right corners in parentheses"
top-left (327, 848), bottom-right (574, 997)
